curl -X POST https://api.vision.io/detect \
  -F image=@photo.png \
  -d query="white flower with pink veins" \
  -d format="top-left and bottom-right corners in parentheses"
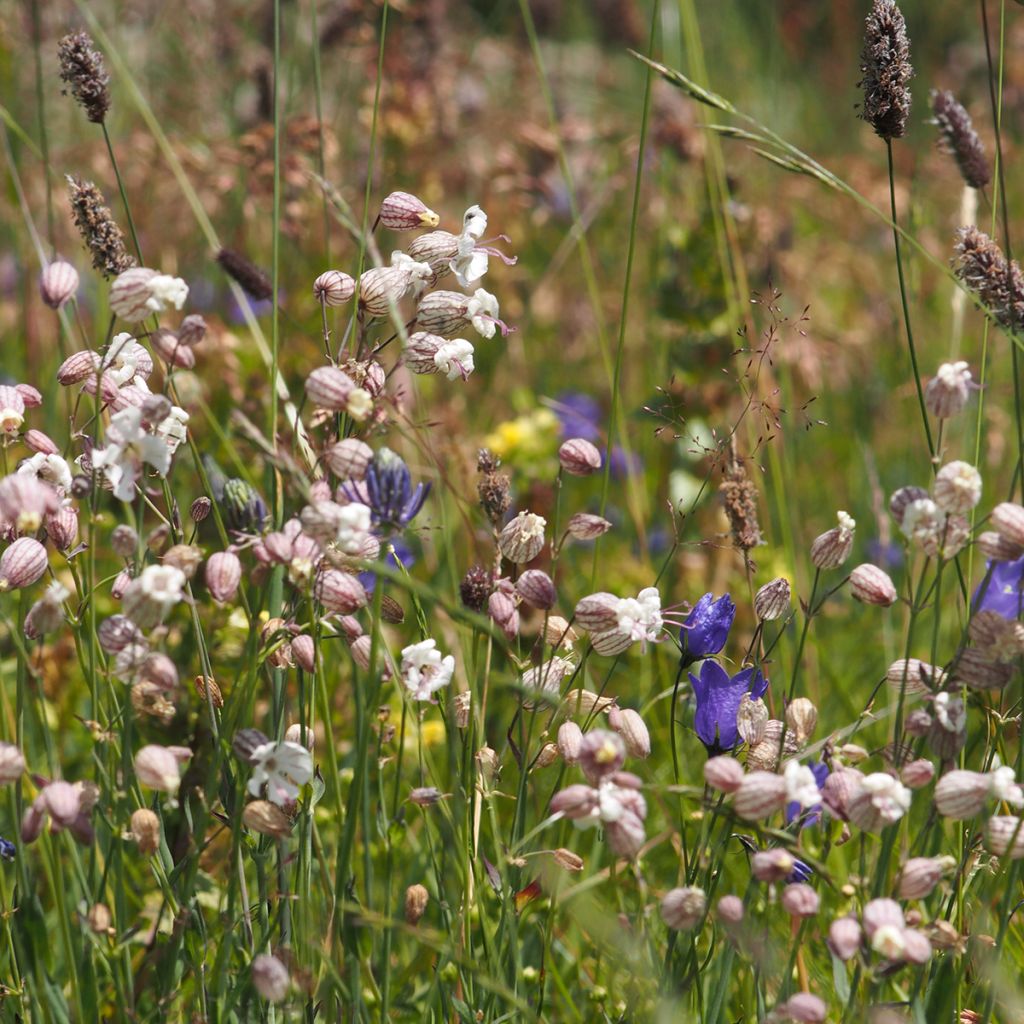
top-left (91, 407), bottom-right (175, 501)
top-left (400, 639), bottom-right (455, 702)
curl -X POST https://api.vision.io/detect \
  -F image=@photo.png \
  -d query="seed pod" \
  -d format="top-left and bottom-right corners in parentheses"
top-left (733, 770), bottom-right (787, 821)
top-left (703, 755), bottom-right (744, 793)
top-left (205, 551), bottom-right (242, 603)
top-left (404, 883), bottom-right (430, 925)
top-left (953, 647), bottom-right (1013, 691)
top-left (324, 438), bottom-right (373, 480)
top-left (378, 191), bottom-right (440, 230)
top-left (313, 270), bottom-right (355, 306)
top-left (190, 496), bottom-right (212, 523)
top-left (992, 502), bottom-right (1024, 548)
top-left (243, 800), bottom-right (293, 838)
top-left (558, 438), bottom-right (602, 476)
top-left (562, 688), bottom-right (616, 716)
top-left (291, 635), bottom-right (316, 673)
top-left (850, 563), bottom-right (898, 606)
top-left (40, 261), bottom-right (79, 309)
top-left (660, 886), bottom-right (706, 931)
top-left (754, 577), bottom-right (791, 620)
top-left (45, 507), bottom-right (78, 551)
top-left (552, 848), bottom-right (584, 872)
top-left (488, 590), bottom-right (519, 640)
top-left (315, 569), bottom-right (367, 614)
top-left (0, 537), bottom-right (48, 591)
top-left (453, 691), bottom-right (471, 728)
top-left (782, 883), bottom-right (820, 918)
top-left (515, 569), bottom-right (556, 609)
top-left (566, 512), bottom-right (612, 541)
top-left (130, 808), bottom-right (160, 854)
top-left (195, 675), bottom-right (224, 708)
top-left (498, 511), bottom-right (547, 564)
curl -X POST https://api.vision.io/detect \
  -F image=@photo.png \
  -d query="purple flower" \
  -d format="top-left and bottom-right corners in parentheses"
top-left (689, 660), bottom-right (767, 754)
top-left (786, 857), bottom-right (813, 884)
top-left (785, 761), bottom-right (829, 828)
top-left (680, 592), bottom-right (735, 662)
top-left (358, 537), bottom-right (415, 593)
top-left (340, 448), bottom-right (429, 533)
top-left (553, 392), bottom-right (602, 443)
top-left (973, 556), bottom-right (1024, 619)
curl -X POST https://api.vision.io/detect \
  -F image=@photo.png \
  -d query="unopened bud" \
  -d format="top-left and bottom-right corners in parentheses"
top-left (558, 438), bottom-right (602, 476)
top-left (404, 883), bottom-right (430, 924)
top-left (754, 577), bottom-right (790, 621)
top-left (849, 563), bottom-right (898, 606)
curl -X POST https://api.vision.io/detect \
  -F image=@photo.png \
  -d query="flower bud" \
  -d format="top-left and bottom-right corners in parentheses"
top-left (45, 507), bottom-right (78, 551)
top-left (177, 314), bottom-right (206, 347)
top-left (0, 743), bottom-right (25, 783)
top-left (772, 993), bottom-right (826, 1023)
top-left (608, 707), bottom-right (650, 759)
top-left (499, 511), bottom-right (547, 564)
top-left (754, 577), bottom-right (791, 620)
top-left (984, 815), bottom-right (1024, 858)
top-left (556, 721), bottom-right (583, 764)
top-left (977, 530), bottom-right (1024, 562)
top-left (205, 551), bottom-right (242, 604)
top-left (934, 769), bottom-right (990, 819)
top-left (886, 658), bottom-right (944, 694)
top-left (243, 800), bottom-right (293, 838)
top-left (810, 511), bottom-right (855, 569)
top-left (190, 496), bottom-right (212, 523)
top-left (130, 808), bottom-right (160, 854)
top-left (898, 856), bottom-right (950, 899)
top-left (151, 327), bottom-right (195, 368)
top-left (782, 883), bottom-right (819, 918)
top-left (703, 755), bottom-right (744, 793)
top-left (39, 261), bottom-right (79, 309)
top-left (251, 953), bottom-right (289, 1004)
top-left (660, 886), bottom-right (706, 931)
top-left (57, 349), bottom-right (101, 386)
top-left (992, 502), bottom-right (1024, 548)
top-left (306, 366), bottom-right (357, 412)
top-left (378, 191), bottom-right (439, 230)
top-left (733, 771), bottom-right (787, 821)
top-left (900, 759), bottom-right (935, 789)
top-left (313, 270), bottom-right (355, 306)
top-left (161, 544), bottom-right (202, 581)
top-left (558, 438), bottom-right (602, 476)
top-left (573, 592), bottom-right (620, 634)
top-left (716, 895), bottom-right (745, 925)
top-left (0, 537), bottom-right (48, 591)
top-left (404, 883), bottom-right (430, 925)
top-left (291, 634), bottom-right (316, 673)
top-left (751, 848), bottom-right (796, 882)
top-left (889, 485), bottom-right (929, 526)
top-left (314, 569), bottom-right (367, 614)
top-left (828, 916), bottom-right (863, 961)
top-left (134, 744), bottom-right (189, 793)
top-left (566, 512), bottom-right (612, 541)
top-left (785, 697), bottom-right (817, 744)
top-left (552, 848), bottom-right (584, 872)
top-left (324, 438), bottom-right (373, 480)
top-left (488, 589), bottom-right (519, 640)
top-left (925, 361), bottom-right (973, 418)
top-left (23, 429), bottom-right (58, 456)
top-left (820, 767), bottom-right (863, 821)
top-left (111, 524), bottom-right (138, 558)
top-left (849, 563), bottom-right (898, 606)
top-left (515, 569), bottom-right (556, 609)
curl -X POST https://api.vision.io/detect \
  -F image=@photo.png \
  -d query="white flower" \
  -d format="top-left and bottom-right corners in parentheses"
top-left (871, 924), bottom-right (907, 960)
top-left (91, 407), bottom-right (174, 501)
top-left (837, 510), bottom-right (856, 532)
top-left (989, 766), bottom-right (1024, 806)
top-left (18, 452), bottom-right (73, 495)
top-left (784, 760), bottom-right (822, 808)
top-left (155, 406), bottom-right (190, 456)
top-left (934, 460), bottom-right (982, 514)
top-left (857, 772), bottom-right (912, 825)
top-left (102, 333), bottom-right (153, 386)
top-left (467, 288), bottom-right (500, 339)
top-left (901, 497), bottom-right (945, 545)
top-left (146, 274), bottom-right (189, 313)
top-left (346, 388), bottom-right (373, 422)
top-left (614, 587), bottom-right (663, 646)
top-left (400, 639), bottom-right (455, 702)
top-left (389, 251), bottom-right (433, 299)
top-left (434, 338), bottom-right (475, 381)
top-left (125, 564), bottom-right (186, 620)
top-left (334, 502), bottom-right (373, 554)
top-left (247, 741), bottom-right (313, 807)
top-left (451, 205), bottom-right (490, 287)
top-left (933, 691), bottom-right (965, 734)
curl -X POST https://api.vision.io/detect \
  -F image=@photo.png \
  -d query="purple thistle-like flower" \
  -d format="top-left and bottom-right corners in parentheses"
top-left (785, 761), bottom-right (829, 828)
top-left (974, 557), bottom-right (1024, 620)
top-left (680, 592), bottom-right (736, 662)
top-left (690, 659), bottom-right (767, 754)
top-left (341, 448), bottom-right (430, 533)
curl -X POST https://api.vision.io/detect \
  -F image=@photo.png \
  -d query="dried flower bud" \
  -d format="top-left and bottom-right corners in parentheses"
top-left (733, 771), bottom-right (787, 821)
top-left (558, 438), bottom-right (602, 476)
top-left (810, 511), bottom-right (855, 569)
top-left (566, 512), bottom-right (612, 541)
top-left (850, 563), bottom-right (898, 606)
top-left (516, 569), bottom-right (556, 609)
top-left (314, 270), bottom-right (355, 307)
top-left (404, 883), bottom-right (430, 925)
top-left (195, 675), bottom-right (223, 708)
top-left (782, 883), bottom-right (820, 918)
top-left (563, 688), bottom-right (616, 716)
top-left (40, 261), bottom-right (79, 310)
top-left (0, 537), bottom-right (48, 592)
top-left (660, 887), bottom-right (706, 931)
top-left (499, 511), bottom-right (547, 564)
top-left (785, 698), bottom-right (818, 744)
top-left (754, 577), bottom-right (791, 621)
top-left (160, 544), bottom-right (201, 581)
top-left (925, 360), bottom-right (975, 418)
top-left (190, 496), bottom-right (212, 523)
top-left (704, 755), bottom-right (744, 793)
top-left (251, 953), bottom-right (290, 1004)
top-left (859, 0), bottom-right (912, 141)
top-left (378, 192), bottom-right (440, 231)
top-left (545, 615), bottom-right (577, 650)
top-left (243, 800), bottom-right (293, 838)
top-left (552, 848), bottom-right (584, 872)
top-left (130, 808), bottom-right (160, 855)
top-left (608, 707), bottom-right (650, 759)
top-left (745, 719), bottom-right (798, 771)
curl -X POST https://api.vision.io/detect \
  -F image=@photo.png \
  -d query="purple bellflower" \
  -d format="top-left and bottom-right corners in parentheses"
top-left (679, 592), bottom-right (736, 664)
top-left (689, 660), bottom-right (768, 755)
top-left (973, 556), bottom-right (1024, 620)
top-left (341, 448), bottom-right (429, 534)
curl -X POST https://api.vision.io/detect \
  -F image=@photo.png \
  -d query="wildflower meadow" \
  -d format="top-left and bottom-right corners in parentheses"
top-left (4, 0), bottom-right (1024, 1020)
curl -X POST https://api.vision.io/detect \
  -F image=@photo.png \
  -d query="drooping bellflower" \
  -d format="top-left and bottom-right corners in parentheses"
top-left (341, 448), bottom-right (429, 534)
top-left (689, 659), bottom-right (768, 755)
top-left (679, 592), bottom-right (736, 664)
